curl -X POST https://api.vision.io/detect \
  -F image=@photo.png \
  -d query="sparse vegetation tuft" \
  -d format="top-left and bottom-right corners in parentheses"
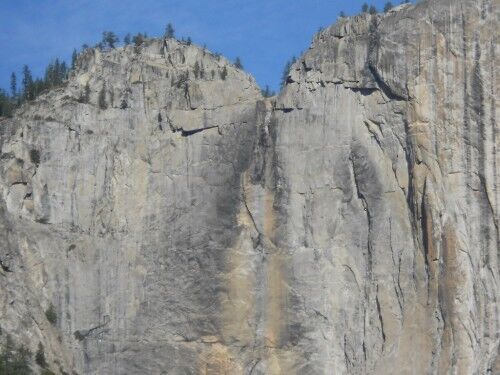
top-left (35, 343), bottom-right (47, 368)
top-left (234, 57), bottom-right (243, 70)
top-left (73, 331), bottom-right (85, 341)
top-left (45, 303), bottom-right (57, 325)
top-left (220, 66), bottom-right (228, 80)
top-left (0, 334), bottom-right (32, 374)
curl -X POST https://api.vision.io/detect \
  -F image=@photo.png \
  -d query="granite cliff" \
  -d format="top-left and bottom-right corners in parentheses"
top-left (0, 0), bottom-right (498, 374)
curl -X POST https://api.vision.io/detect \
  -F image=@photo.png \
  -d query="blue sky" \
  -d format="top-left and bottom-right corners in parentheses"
top-left (0, 0), bottom-right (405, 92)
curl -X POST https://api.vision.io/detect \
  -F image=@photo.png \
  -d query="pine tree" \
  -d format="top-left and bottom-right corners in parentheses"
top-left (0, 89), bottom-right (14, 117)
top-left (362, 3), bottom-right (369, 12)
top-left (186, 37), bottom-right (192, 45)
top-left (10, 72), bottom-right (17, 98)
top-left (54, 58), bottom-right (61, 85)
top-left (30, 78), bottom-right (39, 98)
top-left (165, 23), bottom-right (175, 39)
top-left (60, 61), bottom-right (68, 81)
top-left (102, 31), bottom-right (119, 49)
top-left (132, 33), bottom-right (144, 46)
top-left (339, 11), bottom-right (346, 18)
top-left (261, 85), bottom-right (275, 98)
top-left (262, 86), bottom-right (269, 97)
top-left (280, 56), bottom-right (296, 89)
top-left (281, 62), bottom-right (291, 89)
top-left (22, 65), bottom-right (33, 101)
top-left (384, 2), bottom-right (394, 12)
top-left (44, 63), bottom-right (54, 88)
top-left (369, 5), bottom-right (378, 14)
top-left (124, 33), bottom-right (131, 45)
top-left (234, 57), bottom-right (243, 69)
top-left (71, 49), bottom-right (78, 70)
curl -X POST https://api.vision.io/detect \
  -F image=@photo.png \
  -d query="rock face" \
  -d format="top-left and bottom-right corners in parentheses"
top-left (0, 0), bottom-right (498, 374)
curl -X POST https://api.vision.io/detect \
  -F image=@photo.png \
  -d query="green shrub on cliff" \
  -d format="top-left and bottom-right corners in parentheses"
top-left (45, 304), bottom-right (57, 325)
top-left (0, 335), bottom-right (32, 375)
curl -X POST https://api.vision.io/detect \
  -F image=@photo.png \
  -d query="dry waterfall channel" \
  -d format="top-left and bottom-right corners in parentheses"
top-left (0, 0), bottom-right (498, 374)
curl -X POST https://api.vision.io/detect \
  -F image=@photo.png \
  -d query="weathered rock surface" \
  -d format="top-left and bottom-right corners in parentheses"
top-left (0, 0), bottom-right (498, 374)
